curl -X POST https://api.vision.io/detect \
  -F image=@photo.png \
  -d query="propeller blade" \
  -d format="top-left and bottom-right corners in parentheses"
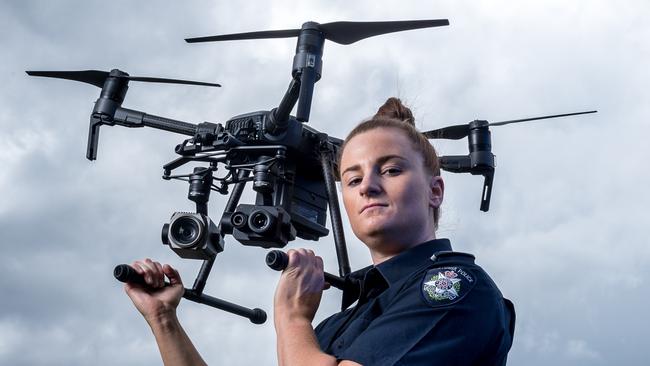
top-left (186, 29), bottom-right (300, 43)
top-left (489, 110), bottom-right (597, 127)
top-left (185, 19), bottom-right (449, 45)
top-left (26, 70), bottom-right (109, 88)
top-left (423, 110), bottom-right (598, 140)
top-left (128, 76), bottom-right (220, 87)
top-left (27, 70), bottom-right (220, 88)
top-left (320, 19), bottom-right (450, 45)
top-left (422, 124), bottom-right (469, 140)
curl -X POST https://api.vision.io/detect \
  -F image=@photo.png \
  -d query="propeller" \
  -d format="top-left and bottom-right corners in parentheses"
top-left (423, 110), bottom-right (598, 140)
top-left (186, 19), bottom-right (449, 45)
top-left (26, 69), bottom-right (221, 88)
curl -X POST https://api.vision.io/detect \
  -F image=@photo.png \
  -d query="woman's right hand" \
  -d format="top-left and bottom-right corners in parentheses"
top-left (124, 258), bottom-right (184, 324)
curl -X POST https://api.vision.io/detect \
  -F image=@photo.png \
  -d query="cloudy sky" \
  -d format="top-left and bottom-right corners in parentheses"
top-left (2, 0), bottom-right (648, 365)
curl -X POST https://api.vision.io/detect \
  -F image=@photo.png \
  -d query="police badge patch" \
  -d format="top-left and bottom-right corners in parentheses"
top-left (421, 267), bottom-right (476, 307)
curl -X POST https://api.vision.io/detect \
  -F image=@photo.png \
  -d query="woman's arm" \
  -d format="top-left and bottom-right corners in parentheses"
top-left (125, 259), bottom-right (207, 366)
top-left (273, 250), bottom-right (360, 366)
top-left (147, 310), bottom-right (207, 366)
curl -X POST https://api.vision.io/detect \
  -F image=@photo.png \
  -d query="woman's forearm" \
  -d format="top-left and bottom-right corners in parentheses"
top-left (148, 312), bottom-right (208, 366)
top-left (275, 317), bottom-right (338, 366)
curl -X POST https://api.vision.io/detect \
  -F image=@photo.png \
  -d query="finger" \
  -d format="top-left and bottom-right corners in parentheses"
top-left (130, 261), bottom-right (145, 275)
top-left (323, 282), bottom-right (331, 290)
top-left (131, 262), bottom-right (151, 285)
top-left (144, 259), bottom-right (165, 285)
top-left (162, 264), bottom-right (175, 282)
top-left (149, 260), bottom-right (164, 288)
top-left (137, 260), bottom-right (155, 274)
top-left (296, 248), bottom-right (313, 257)
top-left (286, 249), bottom-right (301, 268)
top-left (135, 261), bottom-right (157, 286)
top-left (303, 250), bottom-right (320, 270)
top-left (295, 248), bottom-right (315, 265)
top-left (163, 264), bottom-right (183, 286)
top-left (153, 262), bottom-right (165, 287)
top-left (313, 256), bottom-right (326, 287)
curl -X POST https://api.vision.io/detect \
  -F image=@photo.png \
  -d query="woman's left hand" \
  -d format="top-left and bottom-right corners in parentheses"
top-left (273, 248), bottom-right (325, 323)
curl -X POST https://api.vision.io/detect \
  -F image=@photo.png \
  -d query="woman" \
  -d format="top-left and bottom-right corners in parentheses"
top-left (126, 98), bottom-right (515, 365)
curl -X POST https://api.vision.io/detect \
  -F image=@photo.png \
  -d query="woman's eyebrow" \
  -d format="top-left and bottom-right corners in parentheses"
top-left (341, 164), bottom-right (361, 177)
top-left (341, 155), bottom-right (407, 176)
top-left (377, 154), bottom-right (408, 165)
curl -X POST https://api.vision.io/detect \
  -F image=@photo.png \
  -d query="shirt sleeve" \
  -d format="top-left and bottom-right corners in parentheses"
top-left (338, 269), bottom-right (510, 366)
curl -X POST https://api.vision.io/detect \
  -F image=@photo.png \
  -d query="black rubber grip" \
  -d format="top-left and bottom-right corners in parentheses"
top-left (114, 264), bottom-right (171, 287)
top-left (265, 250), bottom-right (289, 271)
top-left (114, 264), bottom-right (146, 285)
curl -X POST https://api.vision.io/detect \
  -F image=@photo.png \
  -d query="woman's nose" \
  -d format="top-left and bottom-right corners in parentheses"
top-left (359, 173), bottom-right (382, 196)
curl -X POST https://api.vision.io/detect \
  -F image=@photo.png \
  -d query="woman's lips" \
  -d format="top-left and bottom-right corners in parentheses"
top-left (360, 203), bottom-right (388, 213)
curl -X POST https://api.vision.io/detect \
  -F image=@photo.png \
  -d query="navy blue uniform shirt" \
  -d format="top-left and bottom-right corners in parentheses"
top-left (315, 239), bottom-right (515, 365)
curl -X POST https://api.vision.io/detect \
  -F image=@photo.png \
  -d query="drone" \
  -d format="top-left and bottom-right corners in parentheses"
top-left (27, 19), bottom-right (596, 324)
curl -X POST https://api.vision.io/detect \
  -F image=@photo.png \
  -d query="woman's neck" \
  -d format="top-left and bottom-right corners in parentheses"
top-left (368, 231), bottom-right (437, 265)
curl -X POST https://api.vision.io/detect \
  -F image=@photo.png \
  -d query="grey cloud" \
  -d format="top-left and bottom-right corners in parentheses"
top-left (2, 0), bottom-right (649, 365)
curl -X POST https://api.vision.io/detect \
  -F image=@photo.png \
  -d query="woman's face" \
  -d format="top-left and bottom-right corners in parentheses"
top-left (339, 127), bottom-right (443, 259)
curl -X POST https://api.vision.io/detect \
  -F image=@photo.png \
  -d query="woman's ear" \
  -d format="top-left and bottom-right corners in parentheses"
top-left (429, 176), bottom-right (444, 208)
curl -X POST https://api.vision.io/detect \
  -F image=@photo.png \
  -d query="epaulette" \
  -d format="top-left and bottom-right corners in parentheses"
top-left (430, 250), bottom-right (476, 266)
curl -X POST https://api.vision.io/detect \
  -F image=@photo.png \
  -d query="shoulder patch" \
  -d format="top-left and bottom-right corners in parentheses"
top-left (420, 266), bottom-right (476, 307)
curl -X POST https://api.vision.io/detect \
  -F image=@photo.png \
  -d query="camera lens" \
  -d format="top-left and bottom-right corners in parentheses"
top-left (249, 210), bottom-right (275, 234)
top-left (251, 213), bottom-right (268, 228)
top-left (170, 216), bottom-right (202, 247)
top-left (231, 212), bottom-right (248, 229)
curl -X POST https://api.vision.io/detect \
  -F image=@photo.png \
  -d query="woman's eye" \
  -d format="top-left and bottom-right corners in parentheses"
top-left (347, 177), bottom-right (361, 186)
top-left (382, 167), bottom-right (402, 176)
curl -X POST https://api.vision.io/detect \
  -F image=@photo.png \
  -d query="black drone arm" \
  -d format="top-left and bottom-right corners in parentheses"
top-left (88, 106), bottom-right (224, 161)
top-left (113, 107), bottom-right (197, 135)
top-left (267, 78), bottom-right (301, 135)
top-left (439, 155), bottom-right (471, 173)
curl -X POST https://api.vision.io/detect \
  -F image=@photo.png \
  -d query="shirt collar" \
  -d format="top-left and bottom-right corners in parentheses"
top-left (374, 238), bottom-right (452, 286)
top-left (340, 238), bottom-right (452, 309)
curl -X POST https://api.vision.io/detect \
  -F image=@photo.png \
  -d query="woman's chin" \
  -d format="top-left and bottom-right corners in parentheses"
top-left (356, 222), bottom-right (403, 246)
top-left (356, 216), bottom-right (391, 236)
top-left (354, 218), bottom-right (431, 252)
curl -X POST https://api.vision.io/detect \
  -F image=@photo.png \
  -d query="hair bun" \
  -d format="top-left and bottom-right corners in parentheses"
top-left (373, 97), bottom-right (415, 126)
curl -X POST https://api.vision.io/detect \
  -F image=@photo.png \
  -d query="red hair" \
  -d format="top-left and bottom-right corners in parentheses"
top-left (339, 97), bottom-right (442, 228)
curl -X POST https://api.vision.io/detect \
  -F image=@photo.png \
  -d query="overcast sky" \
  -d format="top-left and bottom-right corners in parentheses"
top-left (2, 0), bottom-right (649, 365)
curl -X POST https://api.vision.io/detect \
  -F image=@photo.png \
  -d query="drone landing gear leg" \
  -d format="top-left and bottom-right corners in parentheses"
top-left (480, 171), bottom-right (494, 212)
top-left (320, 150), bottom-right (351, 277)
top-left (113, 260), bottom-right (267, 324)
top-left (182, 290), bottom-right (266, 324)
top-left (182, 255), bottom-right (266, 324)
